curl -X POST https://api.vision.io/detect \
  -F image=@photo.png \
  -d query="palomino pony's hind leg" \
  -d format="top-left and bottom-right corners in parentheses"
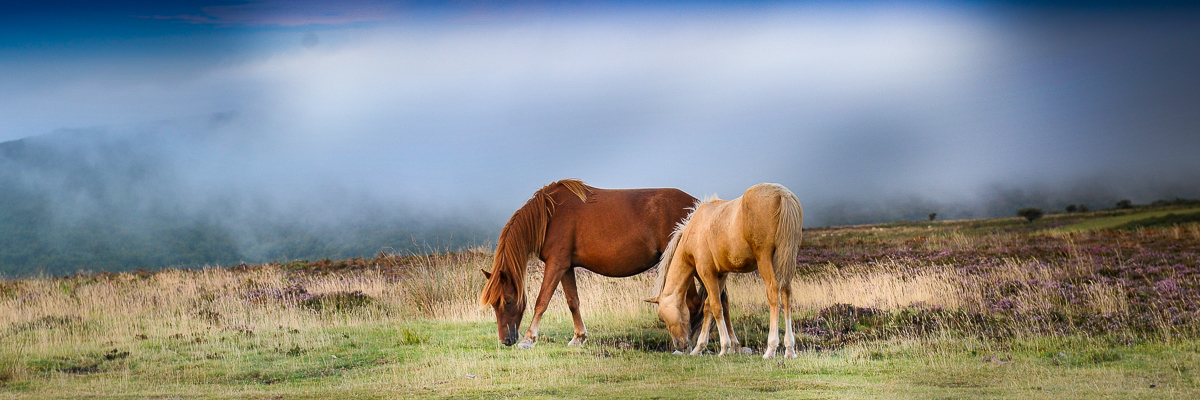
top-left (519, 257), bottom-right (571, 350)
top-left (757, 251), bottom-right (782, 359)
top-left (560, 268), bottom-right (588, 346)
top-left (782, 282), bottom-right (797, 359)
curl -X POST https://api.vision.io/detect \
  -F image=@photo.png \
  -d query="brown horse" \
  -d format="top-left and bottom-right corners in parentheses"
top-left (478, 179), bottom-right (702, 348)
top-left (650, 183), bottom-right (803, 358)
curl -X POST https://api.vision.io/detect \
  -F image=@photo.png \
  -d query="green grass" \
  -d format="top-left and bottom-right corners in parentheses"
top-left (1115, 212), bottom-right (1200, 230)
top-left (1044, 207), bottom-right (1200, 233)
top-left (2, 320), bottom-right (1197, 399)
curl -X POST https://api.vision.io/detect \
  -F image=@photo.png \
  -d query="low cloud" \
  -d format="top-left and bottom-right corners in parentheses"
top-left (2, 4), bottom-right (1199, 274)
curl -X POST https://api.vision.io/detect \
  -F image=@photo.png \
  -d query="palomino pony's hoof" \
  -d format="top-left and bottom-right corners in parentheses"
top-left (517, 338), bottom-right (536, 350)
top-left (672, 350), bottom-right (685, 355)
top-left (785, 348), bottom-right (797, 359)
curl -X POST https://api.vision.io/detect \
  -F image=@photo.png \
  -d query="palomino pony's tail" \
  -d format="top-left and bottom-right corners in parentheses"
top-left (651, 200), bottom-right (700, 299)
top-left (479, 180), bottom-right (589, 307)
top-left (772, 187), bottom-right (803, 290)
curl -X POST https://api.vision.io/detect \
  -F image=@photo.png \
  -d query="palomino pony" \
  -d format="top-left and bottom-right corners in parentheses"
top-left (479, 179), bottom-right (703, 348)
top-left (649, 183), bottom-right (803, 358)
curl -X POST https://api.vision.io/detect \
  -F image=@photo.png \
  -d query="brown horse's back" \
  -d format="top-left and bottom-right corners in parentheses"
top-left (543, 187), bottom-right (696, 277)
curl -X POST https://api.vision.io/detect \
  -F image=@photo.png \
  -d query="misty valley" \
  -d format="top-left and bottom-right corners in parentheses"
top-left (0, 129), bottom-right (499, 278)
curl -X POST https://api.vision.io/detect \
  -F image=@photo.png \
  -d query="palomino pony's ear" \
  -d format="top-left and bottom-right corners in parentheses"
top-left (643, 297), bottom-right (659, 304)
top-left (480, 268), bottom-right (493, 279)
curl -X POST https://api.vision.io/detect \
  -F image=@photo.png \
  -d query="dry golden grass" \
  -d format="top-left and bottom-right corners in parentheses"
top-left (3, 217), bottom-right (1200, 398)
top-left (0, 246), bottom-right (1142, 352)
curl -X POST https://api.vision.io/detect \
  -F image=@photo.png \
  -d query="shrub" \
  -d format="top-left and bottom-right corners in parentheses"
top-left (401, 329), bottom-right (429, 345)
top-left (1150, 197), bottom-right (1200, 207)
top-left (928, 213), bottom-right (937, 221)
top-left (297, 291), bottom-right (375, 312)
top-left (1017, 207), bottom-right (1043, 222)
top-left (1065, 204), bottom-right (1077, 213)
top-left (1116, 199), bottom-right (1133, 209)
top-left (1078, 204), bottom-right (1089, 212)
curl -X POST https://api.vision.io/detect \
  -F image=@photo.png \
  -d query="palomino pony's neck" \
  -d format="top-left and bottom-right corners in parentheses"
top-left (652, 194), bottom-right (726, 300)
top-left (479, 180), bottom-right (590, 307)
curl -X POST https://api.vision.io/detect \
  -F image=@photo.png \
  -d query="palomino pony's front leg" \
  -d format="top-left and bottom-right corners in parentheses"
top-left (689, 304), bottom-right (716, 356)
top-left (693, 265), bottom-right (734, 356)
top-left (518, 258), bottom-right (570, 350)
top-left (560, 268), bottom-right (588, 346)
top-left (693, 284), bottom-right (740, 353)
top-left (707, 276), bottom-right (736, 356)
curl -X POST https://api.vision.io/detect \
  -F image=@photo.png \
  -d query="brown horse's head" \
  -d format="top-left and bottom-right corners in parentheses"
top-left (479, 179), bottom-right (589, 346)
top-left (480, 268), bottom-right (525, 346)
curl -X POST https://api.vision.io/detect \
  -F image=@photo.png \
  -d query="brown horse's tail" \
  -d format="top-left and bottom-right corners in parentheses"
top-left (772, 186), bottom-right (803, 290)
top-left (479, 179), bottom-right (588, 307)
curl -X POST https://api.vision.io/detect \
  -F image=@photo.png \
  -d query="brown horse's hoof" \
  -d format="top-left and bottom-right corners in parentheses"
top-left (567, 336), bottom-right (587, 346)
top-left (740, 347), bottom-right (754, 355)
top-left (517, 338), bottom-right (536, 350)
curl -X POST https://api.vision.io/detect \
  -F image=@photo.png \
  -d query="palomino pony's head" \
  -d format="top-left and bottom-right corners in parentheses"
top-left (479, 180), bottom-right (589, 346)
top-left (647, 198), bottom-right (709, 352)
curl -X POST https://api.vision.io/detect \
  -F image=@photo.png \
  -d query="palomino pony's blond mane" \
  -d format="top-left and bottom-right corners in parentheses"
top-left (650, 194), bottom-right (719, 299)
top-left (480, 179), bottom-right (589, 307)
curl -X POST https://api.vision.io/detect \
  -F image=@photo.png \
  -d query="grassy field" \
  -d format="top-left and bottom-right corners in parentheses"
top-left (2, 207), bottom-right (1199, 398)
top-left (1045, 207), bottom-right (1200, 233)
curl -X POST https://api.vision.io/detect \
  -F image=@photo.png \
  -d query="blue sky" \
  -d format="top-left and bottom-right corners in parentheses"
top-left (3, 1), bottom-right (1199, 226)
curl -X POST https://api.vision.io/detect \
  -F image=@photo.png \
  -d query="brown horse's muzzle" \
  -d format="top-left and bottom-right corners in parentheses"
top-left (493, 300), bottom-right (525, 346)
top-left (501, 323), bottom-right (520, 346)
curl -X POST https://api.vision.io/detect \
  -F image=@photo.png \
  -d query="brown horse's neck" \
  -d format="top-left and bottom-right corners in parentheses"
top-left (479, 180), bottom-right (590, 306)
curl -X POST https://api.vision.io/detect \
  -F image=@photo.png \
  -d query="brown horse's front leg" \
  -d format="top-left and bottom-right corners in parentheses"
top-left (519, 258), bottom-right (570, 350)
top-left (560, 268), bottom-right (588, 346)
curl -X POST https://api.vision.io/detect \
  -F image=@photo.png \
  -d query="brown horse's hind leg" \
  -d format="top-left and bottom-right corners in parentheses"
top-left (719, 288), bottom-right (742, 354)
top-left (519, 257), bottom-right (571, 350)
top-left (687, 276), bottom-right (708, 346)
top-left (561, 268), bottom-right (588, 346)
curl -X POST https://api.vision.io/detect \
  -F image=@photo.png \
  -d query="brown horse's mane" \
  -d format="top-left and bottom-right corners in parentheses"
top-left (480, 179), bottom-right (590, 307)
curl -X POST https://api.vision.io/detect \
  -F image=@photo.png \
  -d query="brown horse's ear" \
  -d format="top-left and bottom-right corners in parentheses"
top-left (643, 297), bottom-right (659, 304)
top-left (480, 268), bottom-right (493, 279)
